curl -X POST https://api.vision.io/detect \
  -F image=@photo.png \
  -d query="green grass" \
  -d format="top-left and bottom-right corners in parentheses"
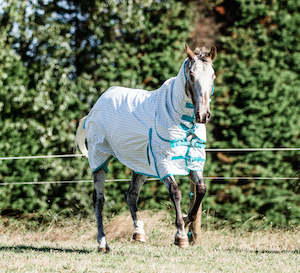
top-left (0, 211), bottom-right (299, 273)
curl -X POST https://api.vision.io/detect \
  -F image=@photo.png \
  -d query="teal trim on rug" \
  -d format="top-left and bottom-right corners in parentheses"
top-left (194, 138), bottom-right (206, 144)
top-left (154, 113), bottom-right (186, 143)
top-left (184, 142), bottom-right (190, 167)
top-left (171, 155), bottom-right (205, 162)
top-left (92, 156), bottom-right (113, 173)
top-left (160, 174), bottom-right (174, 180)
top-left (179, 123), bottom-right (206, 143)
top-left (171, 140), bottom-right (205, 148)
top-left (135, 171), bottom-right (159, 178)
top-left (83, 118), bottom-right (87, 129)
top-left (187, 168), bottom-right (204, 172)
top-left (155, 128), bottom-right (185, 143)
top-left (181, 114), bottom-right (194, 123)
top-left (149, 128), bottom-right (160, 178)
top-left (179, 123), bottom-right (190, 131)
top-left (185, 102), bottom-right (194, 109)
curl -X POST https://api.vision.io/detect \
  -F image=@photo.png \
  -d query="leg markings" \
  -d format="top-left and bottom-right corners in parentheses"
top-left (127, 172), bottom-right (147, 242)
top-left (93, 168), bottom-right (110, 252)
top-left (163, 176), bottom-right (188, 247)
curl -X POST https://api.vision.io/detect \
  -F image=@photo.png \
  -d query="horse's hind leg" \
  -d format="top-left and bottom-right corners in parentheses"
top-left (126, 172), bottom-right (147, 242)
top-left (163, 175), bottom-right (188, 248)
top-left (93, 168), bottom-right (110, 252)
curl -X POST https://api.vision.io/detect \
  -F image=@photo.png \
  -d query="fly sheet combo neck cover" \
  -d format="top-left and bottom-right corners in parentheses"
top-left (84, 59), bottom-right (206, 180)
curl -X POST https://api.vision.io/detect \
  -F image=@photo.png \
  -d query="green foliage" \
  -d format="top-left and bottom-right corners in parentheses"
top-left (0, 0), bottom-right (299, 228)
top-left (0, 0), bottom-right (95, 214)
top-left (204, 0), bottom-right (300, 227)
top-left (0, 0), bottom-right (193, 216)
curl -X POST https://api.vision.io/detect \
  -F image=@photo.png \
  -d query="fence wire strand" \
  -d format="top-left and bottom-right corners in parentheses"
top-left (1, 176), bottom-right (299, 186)
top-left (1, 149), bottom-right (299, 186)
top-left (0, 147), bottom-right (300, 161)
top-left (0, 154), bottom-right (84, 160)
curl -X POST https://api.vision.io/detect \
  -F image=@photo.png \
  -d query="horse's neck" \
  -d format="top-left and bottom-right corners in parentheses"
top-left (153, 62), bottom-right (194, 134)
top-left (152, 61), bottom-right (194, 129)
top-left (171, 61), bottom-right (193, 117)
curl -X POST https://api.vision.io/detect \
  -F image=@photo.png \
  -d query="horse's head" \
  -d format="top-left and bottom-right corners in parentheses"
top-left (184, 44), bottom-right (216, 124)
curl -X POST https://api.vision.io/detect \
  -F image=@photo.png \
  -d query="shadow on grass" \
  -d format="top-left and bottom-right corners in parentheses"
top-left (224, 247), bottom-right (300, 254)
top-left (0, 245), bottom-right (93, 254)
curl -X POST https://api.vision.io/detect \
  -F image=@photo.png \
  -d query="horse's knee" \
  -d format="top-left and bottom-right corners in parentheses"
top-left (169, 182), bottom-right (182, 202)
top-left (126, 190), bottom-right (138, 205)
top-left (196, 183), bottom-right (206, 197)
top-left (126, 187), bottom-right (138, 199)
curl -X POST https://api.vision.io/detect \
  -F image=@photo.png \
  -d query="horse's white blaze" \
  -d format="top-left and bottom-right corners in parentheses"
top-left (193, 61), bottom-right (214, 121)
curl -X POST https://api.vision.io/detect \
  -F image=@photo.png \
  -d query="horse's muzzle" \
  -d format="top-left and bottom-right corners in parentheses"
top-left (196, 111), bottom-right (211, 124)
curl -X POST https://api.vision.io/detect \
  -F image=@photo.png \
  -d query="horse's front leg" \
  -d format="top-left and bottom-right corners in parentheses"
top-left (93, 168), bottom-right (110, 253)
top-left (126, 172), bottom-right (147, 242)
top-left (163, 176), bottom-right (188, 248)
top-left (184, 170), bottom-right (207, 244)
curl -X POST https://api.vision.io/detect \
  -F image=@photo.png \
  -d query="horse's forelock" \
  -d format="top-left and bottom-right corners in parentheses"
top-left (194, 47), bottom-right (214, 63)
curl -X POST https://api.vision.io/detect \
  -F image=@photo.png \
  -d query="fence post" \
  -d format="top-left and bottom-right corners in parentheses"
top-left (188, 180), bottom-right (202, 245)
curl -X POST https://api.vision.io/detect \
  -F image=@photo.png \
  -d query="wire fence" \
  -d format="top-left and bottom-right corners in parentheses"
top-left (0, 176), bottom-right (299, 186)
top-left (1, 148), bottom-right (299, 186)
top-left (0, 154), bottom-right (84, 160)
top-left (0, 147), bottom-right (300, 161)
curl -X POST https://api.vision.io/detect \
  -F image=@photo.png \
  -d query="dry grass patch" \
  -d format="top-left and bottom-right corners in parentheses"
top-left (105, 210), bottom-right (173, 244)
top-left (0, 211), bottom-right (299, 273)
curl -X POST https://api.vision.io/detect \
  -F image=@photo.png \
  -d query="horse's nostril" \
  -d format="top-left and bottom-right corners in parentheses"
top-left (207, 112), bottom-right (211, 119)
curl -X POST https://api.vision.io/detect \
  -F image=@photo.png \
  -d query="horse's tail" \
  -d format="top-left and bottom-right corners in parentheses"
top-left (76, 116), bottom-right (88, 157)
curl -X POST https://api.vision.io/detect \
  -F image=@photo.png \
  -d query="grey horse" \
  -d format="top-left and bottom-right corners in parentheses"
top-left (76, 44), bottom-right (216, 251)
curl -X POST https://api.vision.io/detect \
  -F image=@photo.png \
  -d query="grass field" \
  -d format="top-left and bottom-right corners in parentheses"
top-left (0, 211), bottom-right (299, 273)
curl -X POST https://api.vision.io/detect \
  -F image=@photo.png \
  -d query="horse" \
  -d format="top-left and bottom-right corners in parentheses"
top-left (76, 44), bottom-right (216, 252)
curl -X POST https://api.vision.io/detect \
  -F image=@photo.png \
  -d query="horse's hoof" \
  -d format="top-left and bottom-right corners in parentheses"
top-left (133, 232), bottom-right (146, 243)
top-left (98, 246), bottom-right (110, 253)
top-left (174, 236), bottom-right (189, 248)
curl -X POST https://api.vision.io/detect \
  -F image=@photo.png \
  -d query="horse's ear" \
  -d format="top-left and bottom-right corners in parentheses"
top-left (185, 43), bottom-right (195, 60)
top-left (209, 46), bottom-right (217, 61)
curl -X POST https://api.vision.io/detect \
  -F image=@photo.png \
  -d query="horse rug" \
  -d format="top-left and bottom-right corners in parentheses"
top-left (84, 60), bottom-right (206, 180)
